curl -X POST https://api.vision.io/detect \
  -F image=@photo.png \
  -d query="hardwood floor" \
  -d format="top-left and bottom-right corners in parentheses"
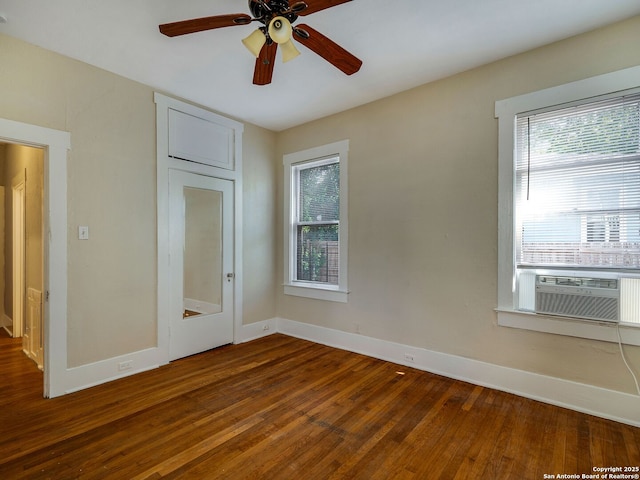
top-left (1, 330), bottom-right (639, 479)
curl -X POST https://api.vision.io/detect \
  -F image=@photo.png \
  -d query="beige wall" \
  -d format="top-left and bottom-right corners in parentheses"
top-left (0, 33), bottom-right (278, 367)
top-left (242, 123), bottom-right (278, 325)
top-left (275, 15), bottom-right (640, 395)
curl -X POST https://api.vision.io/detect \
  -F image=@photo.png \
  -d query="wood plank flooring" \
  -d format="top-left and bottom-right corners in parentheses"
top-left (1, 330), bottom-right (639, 479)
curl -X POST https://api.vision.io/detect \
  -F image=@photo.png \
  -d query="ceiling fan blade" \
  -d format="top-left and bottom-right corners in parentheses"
top-left (159, 14), bottom-right (251, 37)
top-left (294, 24), bottom-right (362, 75)
top-left (297, 0), bottom-right (353, 16)
top-left (253, 42), bottom-right (278, 85)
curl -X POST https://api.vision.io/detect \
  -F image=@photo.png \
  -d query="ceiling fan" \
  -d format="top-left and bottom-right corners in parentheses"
top-left (159, 0), bottom-right (362, 85)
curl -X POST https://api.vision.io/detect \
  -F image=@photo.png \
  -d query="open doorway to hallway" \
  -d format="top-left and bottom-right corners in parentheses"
top-left (0, 142), bottom-right (44, 372)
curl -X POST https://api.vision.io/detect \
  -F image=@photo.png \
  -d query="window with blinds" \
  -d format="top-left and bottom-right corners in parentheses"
top-left (515, 93), bottom-right (640, 270)
top-left (283, 140), bottom-right (348, 302)
top-left (293, 157), bottom-right (340, 285)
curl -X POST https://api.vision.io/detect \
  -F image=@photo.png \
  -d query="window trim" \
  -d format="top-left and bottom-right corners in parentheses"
top-left (283, 140), bottom-right (349, 303)
top-left (495, 66), bottom-right (640, 345)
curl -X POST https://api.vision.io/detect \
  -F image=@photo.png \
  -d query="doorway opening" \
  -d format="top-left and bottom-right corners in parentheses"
top-left (0, 142), bottom-right (45, 371)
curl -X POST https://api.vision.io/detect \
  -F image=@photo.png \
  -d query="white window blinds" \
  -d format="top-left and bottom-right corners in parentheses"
top-left (294, 158), bottom-right (340, 285)
top-left (515, 92), bottom-right (640, 269)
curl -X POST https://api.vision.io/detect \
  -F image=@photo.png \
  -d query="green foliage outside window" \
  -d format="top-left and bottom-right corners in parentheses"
top-left (297, 162), bottom-right (340, 284)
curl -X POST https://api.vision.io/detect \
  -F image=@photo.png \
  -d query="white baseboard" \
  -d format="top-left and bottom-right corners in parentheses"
top-left (240, 318), bottom-right (277, 343)
top-left (57, 319), bottom-right (279, 396)
top-left (2, 313), bottom-right (12, 331)
top-left (60, 347), bottom-right (167, 395)
top-left (275, 317), bottom-right (640, 427)
top-left (184, 298), bottom-right (221, 315)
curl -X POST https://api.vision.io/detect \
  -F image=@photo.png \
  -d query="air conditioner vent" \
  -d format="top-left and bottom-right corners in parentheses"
top-left (535, 275), bottom-right (619, 323)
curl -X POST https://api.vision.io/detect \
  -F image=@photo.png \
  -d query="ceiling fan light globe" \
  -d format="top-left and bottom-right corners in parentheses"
top-left (280, 39), bottom-right (301, 63)
top-left (242, 29), bottom-right (267, 57)
top-left (268, 16), bottom-right (293, 44)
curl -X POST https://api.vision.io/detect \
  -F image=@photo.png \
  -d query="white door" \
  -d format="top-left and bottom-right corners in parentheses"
top-left (169, 169), bottom-right (234, 361)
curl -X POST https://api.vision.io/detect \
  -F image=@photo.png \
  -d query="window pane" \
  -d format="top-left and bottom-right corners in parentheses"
top-left (299, 162), bottom-right (339, 222)
top-left (296, 225), bottom-right (339, 284)
top-left (515, 94), bottom-right (640, 269)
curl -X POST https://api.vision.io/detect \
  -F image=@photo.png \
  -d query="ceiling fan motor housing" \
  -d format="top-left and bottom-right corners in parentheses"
top-left (249, 0), bottom-right (299, 26)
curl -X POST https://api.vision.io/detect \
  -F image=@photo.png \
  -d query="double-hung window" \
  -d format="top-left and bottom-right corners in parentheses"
top-left (496, 67), bottom-right (640, 344)
top-left (283, 140), bottom-right (349, 302)
top-left (515, 94), bottom-right (640, 274)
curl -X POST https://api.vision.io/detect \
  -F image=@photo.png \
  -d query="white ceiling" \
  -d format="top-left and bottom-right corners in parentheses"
top-left (2, 0), bottom-right (640, 131)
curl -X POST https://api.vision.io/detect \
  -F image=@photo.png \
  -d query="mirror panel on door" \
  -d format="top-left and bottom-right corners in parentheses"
top-left (183, 187), bottom-right (223, 318)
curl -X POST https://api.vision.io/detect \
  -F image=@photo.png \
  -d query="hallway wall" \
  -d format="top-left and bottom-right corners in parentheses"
top-left (1, 143), bottom-right (44, 328)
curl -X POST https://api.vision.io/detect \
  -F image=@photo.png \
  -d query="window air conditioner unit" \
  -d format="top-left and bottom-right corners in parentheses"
top-left (535, 275), bottom-right (620, 323)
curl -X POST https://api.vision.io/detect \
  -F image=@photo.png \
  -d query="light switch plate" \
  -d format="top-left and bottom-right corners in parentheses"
top-left (78, 226), bottom-right (89, 240)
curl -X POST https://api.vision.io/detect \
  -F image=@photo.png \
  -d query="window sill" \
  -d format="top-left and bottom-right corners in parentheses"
top-left (284, 283), bottom-right (349, 303)
top-left (496, 309), bottom-right (640, 346)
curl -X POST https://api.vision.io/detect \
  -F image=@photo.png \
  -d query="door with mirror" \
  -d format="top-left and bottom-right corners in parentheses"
top-left (169, 169), bottom-right (234, 361)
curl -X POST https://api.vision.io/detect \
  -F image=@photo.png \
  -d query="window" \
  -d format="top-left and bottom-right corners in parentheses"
top-left (515, 94), bottom-right (640, 271)
top-left (496, 66), bottom-right (640, 345)
top-left (283, 140), bottom-right (349, 302)
top-left (295, 159), bottom-right (340, 285)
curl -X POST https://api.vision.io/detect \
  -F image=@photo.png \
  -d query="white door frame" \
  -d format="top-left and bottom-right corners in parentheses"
top-left (12, 171), bottom-right (26, 339)
top-left (0, 117), bottom-right (70, 398)
top-left (155, 93), bottom-right (244, 363)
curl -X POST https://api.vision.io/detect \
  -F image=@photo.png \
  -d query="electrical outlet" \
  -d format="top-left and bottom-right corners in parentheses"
top-left (118, 360), bottom-right (133, 371)
top-left (404, 354), bottom-right (415, 363)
